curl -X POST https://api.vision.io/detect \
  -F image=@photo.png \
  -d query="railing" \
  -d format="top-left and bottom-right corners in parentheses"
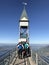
top-left (0, 47), bottom-right (17, 65)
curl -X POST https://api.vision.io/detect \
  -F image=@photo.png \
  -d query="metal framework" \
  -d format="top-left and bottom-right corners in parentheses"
top-left (19, 7), bottom-right (29, 43)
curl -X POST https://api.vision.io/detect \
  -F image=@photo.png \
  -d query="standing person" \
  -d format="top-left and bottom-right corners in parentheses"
top-left (24, 42), bottom-right (29, 56)
top-left (17, 43), bottom-right (23, 58)
top-left (22, 42), bottom-right (26, 58)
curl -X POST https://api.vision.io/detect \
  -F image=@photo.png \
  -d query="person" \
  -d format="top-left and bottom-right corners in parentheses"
top-left (23, 42), bottom-right (29, 57)
top-left (25, 42), bottom-right (29, 55)
top-left (25, 43), bottom-right (29, 49)
top-left (17, 43), bottom-right (23, 58)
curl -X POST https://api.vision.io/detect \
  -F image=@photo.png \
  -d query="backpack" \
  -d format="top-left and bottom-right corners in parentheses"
top-left (18, 45), bottom-right (23, 50)
top-left (25, 43), bottom-right (29, 49)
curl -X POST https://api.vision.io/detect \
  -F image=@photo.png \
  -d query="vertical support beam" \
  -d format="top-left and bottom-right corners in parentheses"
top-left (31, 49), bottom-right (32, 58)
top-left (36, 53), bottom-right (38, 65)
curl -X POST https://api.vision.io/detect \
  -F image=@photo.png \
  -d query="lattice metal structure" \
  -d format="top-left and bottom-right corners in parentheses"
top-left (18, 7), bottom-right (31, 59)
top-left (19, 7), bottom-right (29, 44)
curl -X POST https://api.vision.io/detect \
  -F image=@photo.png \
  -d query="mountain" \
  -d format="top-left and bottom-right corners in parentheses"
top-left (30, 44), bottom-right (48, 50)
top-left (38, 45), bottom-right (49, 55)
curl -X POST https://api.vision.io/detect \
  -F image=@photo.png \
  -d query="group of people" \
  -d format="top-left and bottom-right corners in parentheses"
top-left (17, 42), bottom-right (30, 58)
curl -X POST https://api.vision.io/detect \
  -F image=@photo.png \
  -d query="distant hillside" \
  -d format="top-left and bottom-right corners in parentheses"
top-left (30, 44), bottom-right (48, 51)
top-left (0, 44), bottom-right (16, 51)
top-left (38, 45), bottom-right (49, 55)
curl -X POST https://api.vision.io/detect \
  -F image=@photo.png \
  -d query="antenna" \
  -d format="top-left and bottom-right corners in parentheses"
top-left (22, 2), bottom-right (27, 5)
top-left (22, 2), bottom-right (27, 8)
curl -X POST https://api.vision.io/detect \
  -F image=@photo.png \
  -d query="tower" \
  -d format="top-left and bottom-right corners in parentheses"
top-left (19, 7), bottom-right (29, 43)
top-left (18, 6), bottom-right (31, 58)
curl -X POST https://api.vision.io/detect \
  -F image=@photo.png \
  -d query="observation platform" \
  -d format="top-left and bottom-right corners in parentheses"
top-left (0, 46), bottom-right (48, 65)
top-left (0, 47), bottom-right (36, 65)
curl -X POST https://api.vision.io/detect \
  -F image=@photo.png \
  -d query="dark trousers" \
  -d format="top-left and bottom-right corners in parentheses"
top-left (25, 47), bottom-right (30, 55)
top-left (18, 49), bottom-right (22, 58)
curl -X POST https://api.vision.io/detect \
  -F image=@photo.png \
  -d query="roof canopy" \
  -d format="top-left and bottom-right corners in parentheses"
top-left (20, 7), bottom-right (28, 20)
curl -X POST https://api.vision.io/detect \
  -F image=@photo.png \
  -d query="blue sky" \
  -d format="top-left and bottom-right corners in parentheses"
top-left (0, 0), bottom-right (49, 44)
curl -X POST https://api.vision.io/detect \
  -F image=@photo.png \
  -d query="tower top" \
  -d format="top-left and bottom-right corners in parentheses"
top-left (20, 6), bottom-right (28, 21)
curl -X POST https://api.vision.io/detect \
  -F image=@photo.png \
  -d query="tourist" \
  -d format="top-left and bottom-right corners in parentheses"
top-left (17, 43), bottom-right (23, 58)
